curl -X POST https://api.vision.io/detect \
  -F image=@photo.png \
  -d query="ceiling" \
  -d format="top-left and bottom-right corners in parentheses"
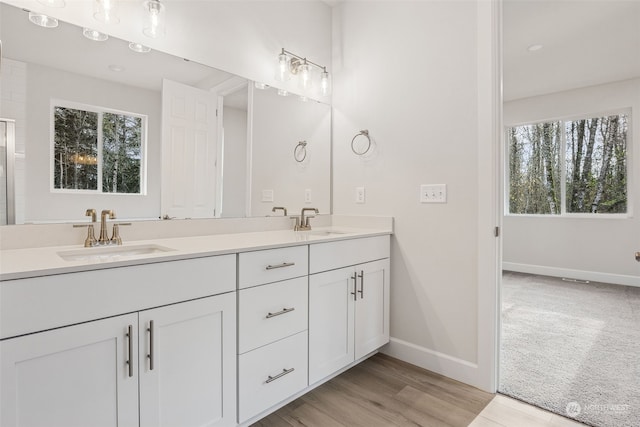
top-left (0, 3), bottom-right (235, 93)
top-left (503, 0), bottom-right (640, 101)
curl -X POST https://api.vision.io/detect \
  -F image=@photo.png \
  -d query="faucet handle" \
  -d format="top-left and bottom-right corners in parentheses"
top-left (110, 222), bottom-right (131, 246)
top-left (85, 208), bottom-right (97, 222)
top-left (290, 216), bottom-right (301, 231)
top-left (73, 223), bottom-right (98, 247)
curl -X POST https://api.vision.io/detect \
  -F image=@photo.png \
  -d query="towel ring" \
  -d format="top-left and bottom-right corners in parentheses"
top-left (351, 130), bottom-right (371, 156)
top-left (294, 140), bottom-right (307, 162)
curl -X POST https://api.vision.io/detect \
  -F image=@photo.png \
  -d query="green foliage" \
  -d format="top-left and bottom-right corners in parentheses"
top-left (508, 114), bottom-right (627, 215)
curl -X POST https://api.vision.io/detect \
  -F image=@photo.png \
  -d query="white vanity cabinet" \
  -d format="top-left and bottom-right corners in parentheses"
top-left (237, 246), bottom-right (309, 423)
top-left (308, 235), bottom-right (390, 385)
top-left (1, 255), bottom-right (237, 427)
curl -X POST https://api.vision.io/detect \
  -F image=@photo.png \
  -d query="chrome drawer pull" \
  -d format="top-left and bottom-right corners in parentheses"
top-left (147, 320), bottom-right (155, 371)
top-left (351, 273), bottom-right (358, 301)
top-left (126, 325), bottom-right (133, 378)
top-left (266, 307), bottom-right (295, 319)
top-left (357, 270), bottom-right (364, 298)
top-left (265, 367), bottom-right (295, 384)
top-left (265, 262), bottom-right (295, 270)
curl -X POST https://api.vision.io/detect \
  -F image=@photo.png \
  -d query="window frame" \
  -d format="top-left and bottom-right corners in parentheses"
top-left (504, 108), bottom-right (633, 219)
top-left (49, 99), bottom-right (148, 196)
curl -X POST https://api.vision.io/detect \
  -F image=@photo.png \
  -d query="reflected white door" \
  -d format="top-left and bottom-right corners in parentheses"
top-left (161, 79), bottom-right (217, 219)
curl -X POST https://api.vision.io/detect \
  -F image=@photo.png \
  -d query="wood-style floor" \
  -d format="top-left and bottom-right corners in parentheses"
top-left (252, 353), bottom-right (495, 427)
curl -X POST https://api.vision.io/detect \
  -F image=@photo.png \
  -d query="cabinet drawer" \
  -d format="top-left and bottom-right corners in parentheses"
top-left (238, 276), bottom-right (308, 354)
top-left (238, 245), bottom-right (308, 289)
top-left (238, 331), bottom-right (308, 423)
top-left (310, 235), bottom-right (390, 274)
top-left (1, 255), bottom-right (236, 339)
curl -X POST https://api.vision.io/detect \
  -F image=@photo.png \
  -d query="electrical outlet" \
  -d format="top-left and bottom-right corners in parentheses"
top-left (304, 189), bottom-right (312, 203)
top-left (262, 189), bottom-right (274, 202)
top-left (355, 187), bottom-right (366, 204)
top-left (420, 184), bottom-right (447, 203)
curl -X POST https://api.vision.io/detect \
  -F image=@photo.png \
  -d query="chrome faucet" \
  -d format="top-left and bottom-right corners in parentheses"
top-left (295, 207), bottom-right (319, 231)
top-left (99, 210), bottom-right (116, 245)
top-left (272, 206), bottom-right (288, 216)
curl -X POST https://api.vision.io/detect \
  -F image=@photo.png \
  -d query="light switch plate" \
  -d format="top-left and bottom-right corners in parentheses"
top-left (262, 189), bottom-right (274, 202)
top-left (420, 184), bottom-right (447, 203)
top-left (304, 189), bottom-right (312, 203)
top-left (355, 187), bottom-right (366, 204)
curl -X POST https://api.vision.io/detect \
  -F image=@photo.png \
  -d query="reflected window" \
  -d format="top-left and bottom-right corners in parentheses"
top-left (53, 103), bottom-right (146, 194)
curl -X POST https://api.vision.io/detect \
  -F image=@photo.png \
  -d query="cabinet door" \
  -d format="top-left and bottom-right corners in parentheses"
top-left (355, 258), bottom-right (390, 359)
top-left (308, 266), bottom-right (355, 384)
top-left (139, 293), bottom-right (236, 427)
top-left (1, 314), bottom-right (139, 427)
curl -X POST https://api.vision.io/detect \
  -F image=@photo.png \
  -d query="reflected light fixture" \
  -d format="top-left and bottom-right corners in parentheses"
top-left (275, 48), bottom-right (331, 96)
top-left (83, 27), bottom-right (108, 41)
top-left (143, 0), bottom-right (166, 38)
top-left (129, 42), bottom-right (151, 53)
top-left (94, 0), bottom-right (119, 24)
top-left (28, 12), bottom-right (59, 28)
top-left (254, 81), bottom-right (268, 90)
top-left (37, 0), bottom-right (66, 7)
top-left (277, 89), bottom-right (289, 97)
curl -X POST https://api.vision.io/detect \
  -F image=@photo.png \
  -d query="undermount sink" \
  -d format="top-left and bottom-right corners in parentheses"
top-left (58, 244), bottom-right (175, 262)
top-left (306, 230), bottom-right (349, 237)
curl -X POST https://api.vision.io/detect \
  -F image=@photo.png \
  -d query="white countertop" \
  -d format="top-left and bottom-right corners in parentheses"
top-left (0, 226), bottom-right (391, 281)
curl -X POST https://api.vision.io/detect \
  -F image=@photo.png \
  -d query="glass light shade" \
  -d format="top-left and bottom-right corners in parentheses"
top-left (83, 28), bottom-right (108, 41)
top-left (320, 70), bottom-right (331, 96)
top-left (28, 12), bottom-right (58, 28)
top-left (298, 62), bottom-right (312, 90)
top-left (93, 0), bottom-right (119, 24)
top-left (37, 0), bottom-right (66, 7)
top-left (277, 89), bottom-right (289, 97)
top-left (129, 42), bottom-right (151, 53)
top-left (275, 52), bottom-right (291, 82)
top-left (143, 0), bottom-right (166, 38)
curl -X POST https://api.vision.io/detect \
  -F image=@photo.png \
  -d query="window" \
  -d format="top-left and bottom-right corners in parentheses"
top-left (507, 112), bottom-right (628, 215)
top-left (53, 103), bottom-right (146, 194)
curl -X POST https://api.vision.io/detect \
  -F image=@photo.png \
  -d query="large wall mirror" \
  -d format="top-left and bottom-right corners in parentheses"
top-left (0, 1), bottom-right (331, 225)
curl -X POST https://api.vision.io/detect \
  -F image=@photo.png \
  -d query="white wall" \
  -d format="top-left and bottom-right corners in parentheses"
top-left (503, 79), bottom-right (640, 286)
top-left (23, 63), bottom-right (161, 222)
top-left (221, 106), bottom-right (247, 218)
top-left (251, 87), bottom-right (331, 216)
top-left (332, 1), bottom-right (498, 390)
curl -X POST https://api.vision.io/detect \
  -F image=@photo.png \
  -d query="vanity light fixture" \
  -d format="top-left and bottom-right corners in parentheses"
top-left (83, 27), bottom-right (109, 41)
top-left (142, 0), bottom-right (166, 38)
top-left (129, 42), bottom-right (151, 53)
top-left (94, 0), bottom-right (119, 24)
top-left (28, 12), bottom-right (59, 28)
top-left (275, 48), bottom-right (331, 96)
top-left (37, 0), bottom-right (66, 8)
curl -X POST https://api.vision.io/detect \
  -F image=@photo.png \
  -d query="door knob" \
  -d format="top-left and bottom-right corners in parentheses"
top-left (636, 252), bottom-right (640, 262)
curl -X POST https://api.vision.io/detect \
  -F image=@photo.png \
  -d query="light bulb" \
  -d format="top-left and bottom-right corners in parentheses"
top-left (143, 0), bottom-right (166, 38)
top-left (28, 12), bottom-right (58, 28)
top-left (83, 28), bottom-right (109, 41)
top-left (94, 0), bottom-right (120, 24)
top-left (276, 52), bottom-right (290, 82)
top-left (320, 69), bottom-right (330, 96)
top-left (298, 61), bottom-right (312, 91)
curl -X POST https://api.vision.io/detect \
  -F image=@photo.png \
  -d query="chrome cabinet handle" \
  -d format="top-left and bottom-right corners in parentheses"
top-left (351, 273), bottom-right (358, 301)
top-left (147, 320), bottom-right (155, 371)
top-left (266, 307), bottom-right (295, 319)
top-left (265, 367), bottom-right (295, 384)
top-left (357, 270), bottom-right (364, 298)
top-left (266, 262), bottom-right (295, 270)
top-left (126, 325), bottom-right (133, 378)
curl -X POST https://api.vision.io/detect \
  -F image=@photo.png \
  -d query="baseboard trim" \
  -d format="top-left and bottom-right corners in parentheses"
top-left (502, 262), bottom-right (640, 287)
top-left (381, 337), bottom-right (483, 389)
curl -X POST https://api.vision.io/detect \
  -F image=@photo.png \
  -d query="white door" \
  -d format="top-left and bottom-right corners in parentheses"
top-left (1, 314), bottom-right (139, 427)
top-left (308, 266), bottom-right (355, 384)
top-left (354, 259), bottom-right (391, 359)
top-left (161, 79), bottom-right (217, 219)
top-left (139, 294), bottom-right (237, 427)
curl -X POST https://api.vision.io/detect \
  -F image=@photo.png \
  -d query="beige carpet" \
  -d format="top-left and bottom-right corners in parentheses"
top-left (499, 271), bottom-right (640, 427)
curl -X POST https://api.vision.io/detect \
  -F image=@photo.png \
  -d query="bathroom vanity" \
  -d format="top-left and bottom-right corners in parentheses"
top-left (0, 223), bottom-right (391, 426)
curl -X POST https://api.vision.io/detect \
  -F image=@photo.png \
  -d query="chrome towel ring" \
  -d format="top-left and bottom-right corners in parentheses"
top-left (294, 140), bottom-right (307, 162)
top-left (351, 130), bottom-right (371, 155)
